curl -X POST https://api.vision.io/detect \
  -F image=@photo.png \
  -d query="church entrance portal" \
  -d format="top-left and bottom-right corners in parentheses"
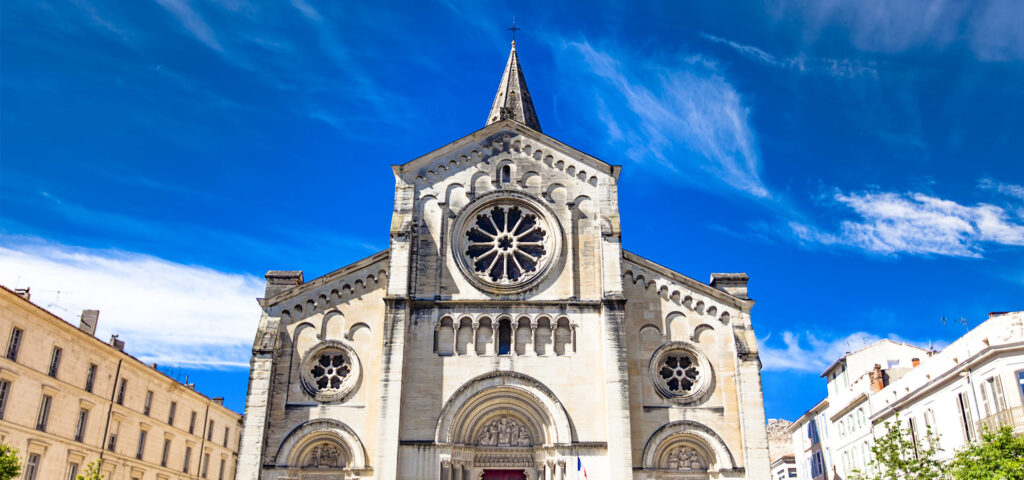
top-left (482, 470), bottom-right (527, 480)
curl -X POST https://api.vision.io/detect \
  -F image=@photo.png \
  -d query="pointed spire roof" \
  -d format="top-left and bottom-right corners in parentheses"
top-left (486, 41), bottom-right (541, 132)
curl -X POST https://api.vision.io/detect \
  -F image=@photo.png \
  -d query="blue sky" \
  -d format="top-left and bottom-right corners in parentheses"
top-left (2, 0), bottom-right (1023, 421)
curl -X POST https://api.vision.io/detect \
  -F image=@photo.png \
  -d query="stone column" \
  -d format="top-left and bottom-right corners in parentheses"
top-left (235, 312), bottom-right (278, 480)
top-left (471, 320), bottom-right (480, 356)
top-left (530, 323), bottom-right (538, 356)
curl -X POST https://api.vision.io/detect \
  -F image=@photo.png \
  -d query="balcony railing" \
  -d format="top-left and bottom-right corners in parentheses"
top-left (977, 406), bottom-right (1024, 433)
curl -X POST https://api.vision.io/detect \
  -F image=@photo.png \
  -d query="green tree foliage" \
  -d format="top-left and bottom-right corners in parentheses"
top-left (853, 415), bottom-right (946, 480)
top-left (0, 444), bottom-right (21, 480)
top-left (949, 426), bottom-right (1024, 480)
top-left (76, 459), bottom-right (104, 480)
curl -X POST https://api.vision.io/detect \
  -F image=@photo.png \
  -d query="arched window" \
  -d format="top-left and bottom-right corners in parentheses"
top-left (497, 319), bottom-right (512, 355)
top-left (500, 165), bottom-right (511, 184)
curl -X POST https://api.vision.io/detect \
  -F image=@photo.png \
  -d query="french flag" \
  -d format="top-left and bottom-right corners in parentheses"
top-left (577, 457), bottom-right (588, 479)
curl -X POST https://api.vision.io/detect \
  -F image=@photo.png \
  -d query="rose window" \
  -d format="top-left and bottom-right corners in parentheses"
top-left (465, 205), bottom-right (547, 283)
top-left (658, 352), bottom-right (700, 394)
top-left (310, 353), bottom-right (351, 391)
top-left (649, 342), bottom-right (712, 403)
top-left (299, 341), bottom-right (361, 402)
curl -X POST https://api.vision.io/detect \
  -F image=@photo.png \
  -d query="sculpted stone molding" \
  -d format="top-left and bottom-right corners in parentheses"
top-left (641, 420), bottom-right (737, 471)
top-left (451, 190), bottom-right (564, 295)
top-left (298, 340), bottom-right (361, 403)
top-left (435, 371), bottom-right (574, 445)
top-left (275, 418), bottom-right (368, 469)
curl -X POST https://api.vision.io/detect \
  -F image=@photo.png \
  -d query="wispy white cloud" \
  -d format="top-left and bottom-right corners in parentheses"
top-left (771, 0), bottom-right (1024, 61)
top-left (562, 40), bottom-right (770, 198)
top-left (0, 237), bottom-right (263, 367)
top-left (154, 0), bottom-right (224, 52)
top-left (979, 178), bottom-right (1024, 201)
top-left (701, 33), bottom-right (877, 78)
top-left (758, 330), bottom-right (938, 373)
top-left (790, 188), bottom-right (1024, 257)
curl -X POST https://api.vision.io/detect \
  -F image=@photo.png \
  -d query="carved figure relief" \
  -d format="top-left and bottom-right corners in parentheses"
top-left (476, 417), bottom-right (532, 447)
top-left (665, 446), bottom-right (707, 470)
top-left (305, 443), bottom-right (343, 468)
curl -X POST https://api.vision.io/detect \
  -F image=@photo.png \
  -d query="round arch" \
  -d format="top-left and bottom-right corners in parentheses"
top-left (274, 418), bottom-right (368, 469)
top-left (642, 420), bottom-right (737, 471)
top-left (435, 371), bottom-right (574, 446)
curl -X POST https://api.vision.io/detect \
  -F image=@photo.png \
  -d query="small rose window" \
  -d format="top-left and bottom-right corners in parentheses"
top-left (310, 352), bottom-right (351, 390)
top-left (300, 341), bottom-right (360, 402)
top-left (658, 352), bottom-right (700, 394)
top-left (649, 342), bottom-right (712, 403)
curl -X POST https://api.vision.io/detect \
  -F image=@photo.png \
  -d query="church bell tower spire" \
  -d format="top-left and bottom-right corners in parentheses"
top-left (486, 38), bottom-right (542, 132)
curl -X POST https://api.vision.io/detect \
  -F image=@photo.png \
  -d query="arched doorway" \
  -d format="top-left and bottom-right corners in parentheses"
top-left (435, 372), bottom-right (574, 478)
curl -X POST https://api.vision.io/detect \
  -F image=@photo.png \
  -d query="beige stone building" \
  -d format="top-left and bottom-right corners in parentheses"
top-left (237, 42), bottom-right (770, 480)
top-left (0, 286), bottom-right (241, 480)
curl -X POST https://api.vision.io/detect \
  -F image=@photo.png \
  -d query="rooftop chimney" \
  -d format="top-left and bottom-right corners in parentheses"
top-left (264, 271), bottom-right (303, 297)
top-left (79, 310), bottom-right (100, 336)
top-left (870, 364), bottom-right (885, 392)
top-left (212, 397), bottom-right (224, 405)
top-left (14, 287), bottom-right (30, 301)
top-left (109, 334), bottom-right (125, 351)
top-left (912, 357), bottom-right (921, 367)
top-left (710, 273), bottom-right (750, 299)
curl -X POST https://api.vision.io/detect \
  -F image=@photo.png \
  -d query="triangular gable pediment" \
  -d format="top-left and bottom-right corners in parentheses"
top-left (394, 119), bottom-right (619, 186)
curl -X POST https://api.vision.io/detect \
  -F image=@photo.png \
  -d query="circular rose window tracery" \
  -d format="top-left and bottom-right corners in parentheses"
top-left (649, 342), bottom-right (713, 404)
top-left (300, 341), bottom-right (361, 402)
top-left (466, 205), bottom-right (547, 282)
top-left (452, 192), bottom-right (561, 294)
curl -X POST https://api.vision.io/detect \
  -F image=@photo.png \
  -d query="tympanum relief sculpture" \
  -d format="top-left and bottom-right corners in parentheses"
top-left (476, 417), bottom-right (532, 447)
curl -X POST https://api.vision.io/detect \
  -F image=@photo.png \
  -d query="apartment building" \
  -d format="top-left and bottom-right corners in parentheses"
top-left (0, 286), bottom-right (241, 480)
top-left (788, 311), bottom-right (1024, 479)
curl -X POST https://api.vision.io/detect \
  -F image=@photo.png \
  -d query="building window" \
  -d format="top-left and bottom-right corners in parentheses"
top-left (202, 452), bottom-right (210, 478)
top-left (1017, 370), bottom-right (1024, 403)
top-left (136, 430), bottom-right (147, 459)
top-left (208, 420), bottom-right (214, 440)
top-left (500, 165), bottom-right (511, 184)
top-left (74, 409), bottom-right (89, 442)
top-left (108, 432), bottom-right (118, 451)
top-left (223, 426), bottom-right (229, 447)
top-left (957, 391), bottom-right (975, 441)
top-left (5, 327), bottom-right (22, 361)
top-left (47, 346), bottom-right (63, 377)
top-left (908, 417), bottom-right (920, 458)
top-left (183, 446), bottom-right (192, 473)
top-left (987, 375), bottom-right (1008, 414)
top-left (144, 390), bottom-right (153, 416)
top-left (0, 379), bottom-right (10, 420)
top-left (168, 401), bottom-right (177, 425)
top-left (35, 394), bottom-right (52, 431)
top-left (218, 458), bottom-right (225, 480)
top-left (189, 411), bottom-right (197, 434)
top-left (25, 453), bottom-right (40, 480)
top-left (161, 439), bottom-right (171, 467)
top-left (116, 378), bottom-right (127, 405)
top-left (85, 364), bottom-right (97, 393)
top-left (497, 319), bottom-right (512, 355)
top-left (66, 462), bottom-right (80, 480)
top-left (788, 468), bottom-right (797, 478)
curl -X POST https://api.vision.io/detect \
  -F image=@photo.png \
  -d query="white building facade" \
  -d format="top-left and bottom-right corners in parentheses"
top-left (235, 43), bottom-right (772, 480)
top-left (789, 311), bottom-right (1024, 480)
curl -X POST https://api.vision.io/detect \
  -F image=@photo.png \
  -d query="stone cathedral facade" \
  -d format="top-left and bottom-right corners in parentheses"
top-left (236, 42), bottom-right (770, 480)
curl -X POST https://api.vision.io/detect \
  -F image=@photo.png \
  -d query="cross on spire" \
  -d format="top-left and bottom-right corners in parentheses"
top-left (508, 18), bottom-right (520, 44)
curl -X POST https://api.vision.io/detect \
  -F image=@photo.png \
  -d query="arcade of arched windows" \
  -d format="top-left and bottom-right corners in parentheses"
top-left (433, 315), bottom-right (576, 357)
